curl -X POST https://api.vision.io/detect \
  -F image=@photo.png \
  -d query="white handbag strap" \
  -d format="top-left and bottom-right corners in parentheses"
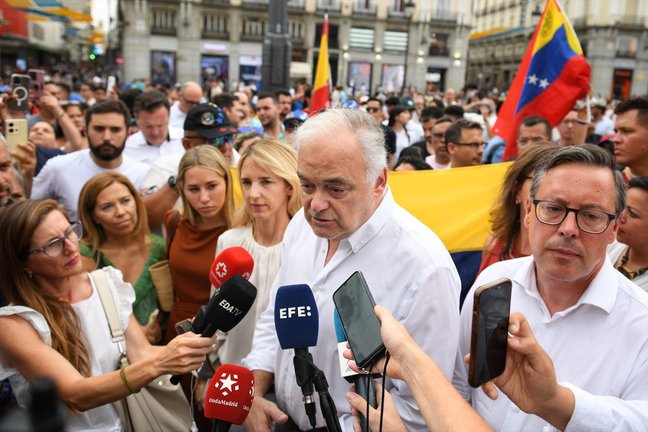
top-left (91, 269), bottom-right (126, 355)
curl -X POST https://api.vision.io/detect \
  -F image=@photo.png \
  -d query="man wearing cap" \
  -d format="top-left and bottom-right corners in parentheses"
top-left (124, 90), bottom-right (184, 164)
top-left (142, 103), bottom-right (238, 227)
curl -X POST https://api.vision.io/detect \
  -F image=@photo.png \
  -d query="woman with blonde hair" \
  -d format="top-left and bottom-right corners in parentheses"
top-left (213, 139), bottom-right (300, 366)
top-left (479, 143), bottom-right (557, 273)
top-left (78, 172), bottom-right (165, 343)
top-left (163, 144), bottom-right (235, 343)
top-left (0, 199), bottom-right (215, 431)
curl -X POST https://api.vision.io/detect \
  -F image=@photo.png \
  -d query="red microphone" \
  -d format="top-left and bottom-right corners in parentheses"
top-left (210, 246), bottom-right (254, 291)
top-left (204, 364), bottom-right (255, 432)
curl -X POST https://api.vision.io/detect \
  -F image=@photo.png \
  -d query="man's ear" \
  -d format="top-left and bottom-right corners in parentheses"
top-left (374, 167), bottom-right (388, 196)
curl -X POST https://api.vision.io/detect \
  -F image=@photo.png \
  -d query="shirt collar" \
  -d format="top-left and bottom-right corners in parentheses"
top-left (343, 187), bottom-right (394, 254)
top-left (514, 255), bottom-right (618, 315)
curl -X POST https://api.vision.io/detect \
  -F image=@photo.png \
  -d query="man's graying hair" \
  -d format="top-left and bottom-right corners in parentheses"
top-left (294, 109), bottom-right (387, 184)
top-left (530, 144), bottom-right (627, 214)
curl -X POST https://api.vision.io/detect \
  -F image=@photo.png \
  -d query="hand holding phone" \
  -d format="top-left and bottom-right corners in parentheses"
top-left (333, 271), bottom-right (386, 370)
top-left (5, 119), bottom-right (28, 157)
top-left (468, 277), bottom-right (512, 388)
top-left (8, 74), bottom-right (30, 112)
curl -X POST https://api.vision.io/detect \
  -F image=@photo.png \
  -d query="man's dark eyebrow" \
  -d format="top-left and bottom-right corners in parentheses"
top-left (322, 177), bottom-right (351, 187)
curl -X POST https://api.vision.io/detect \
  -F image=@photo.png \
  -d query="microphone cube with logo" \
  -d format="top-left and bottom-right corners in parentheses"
top-left (204, 364), bottom-right (255, 425)
top-left (274, 284), bottom-right (319, 350)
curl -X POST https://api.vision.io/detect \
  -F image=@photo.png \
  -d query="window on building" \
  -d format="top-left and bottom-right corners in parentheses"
top-left (349, 28), bottom-right (374, 50)
top-left (314, 23), bottom-right (339, 49)
top-left (617, 36), bottom-right (637, 59)
top-left (289, 21), bottom-right (304, 42)
top-left (428, 33), bottom-right (449, 56)
top-left (203, 14), bottom-right (228, 37)
top-left (243, 18), bottom-right (266, 39)
top-left (384, 30), bottom-right (408, 52)
top-left (151, 9), bottom-right (176, 35)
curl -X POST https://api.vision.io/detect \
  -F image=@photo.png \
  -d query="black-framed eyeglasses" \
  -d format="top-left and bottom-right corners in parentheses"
top-left (453, 141), bottom-right (486, 149)
top-left (532, 200), bottom-right (617, 234)
top-left (28, 221), bottom-right (83, 258)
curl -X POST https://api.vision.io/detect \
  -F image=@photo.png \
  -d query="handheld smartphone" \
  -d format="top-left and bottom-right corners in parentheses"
top-left (333, 271), bottom-right (386, 370)
top-left (5, 119), bottom-right (28, 155)
top-left (27, 69), bottom-right (45, 100)
top-left (9, 74), bottom-right (31, 112)
top-left (106, 76), bottom-right (116, 95)
top-left (468, 277), bottom-right (512, 388)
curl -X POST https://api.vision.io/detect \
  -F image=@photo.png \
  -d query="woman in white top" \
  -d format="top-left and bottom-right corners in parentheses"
top-left (608, 176), bottom-right (648, 292)
top-left (213, 139), bottom-right (301, 365)
top-left (0, 200), bottom-right (216, 431)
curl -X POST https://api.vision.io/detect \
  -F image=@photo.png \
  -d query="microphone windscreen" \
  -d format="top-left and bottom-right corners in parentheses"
top-left (210, 247), bottom-right (254, 289)
top-left (199, 275), bottom-right (257, 337)
top-left (333, 309), bottom-right (347, 343)
top-left (204, 364), bottom-right (254, 425)
top-left (274, 284), bottom-right (319, 350)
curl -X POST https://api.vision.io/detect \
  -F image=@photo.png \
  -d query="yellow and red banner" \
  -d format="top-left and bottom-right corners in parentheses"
top-left (310, 14), bottom-right (330, 115)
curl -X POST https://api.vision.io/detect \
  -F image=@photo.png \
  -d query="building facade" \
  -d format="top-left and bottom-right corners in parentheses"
top-left (120, 0), bottom-right (473, 94)
top-left (466, 0), bottom-right (648, 99)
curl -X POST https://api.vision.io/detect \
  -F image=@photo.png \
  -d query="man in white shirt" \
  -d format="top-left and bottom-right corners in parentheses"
top-left (454, 145), bottom-right (648, 431)
top-left (124, 90), bottom-right (184, 164)
top-left (243, 109), bottom-right (461, 431)
top-left (31, 100), bottom-right (149, 220)
top-left (169, 81), bottom-right (203, 129)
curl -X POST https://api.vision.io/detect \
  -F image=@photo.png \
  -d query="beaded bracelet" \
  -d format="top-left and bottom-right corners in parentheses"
top-left (120, 365), bottom-right (139, 394)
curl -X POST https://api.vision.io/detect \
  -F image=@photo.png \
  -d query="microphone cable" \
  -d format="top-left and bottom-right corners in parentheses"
top-left (378, 352), bottom-right (391, 432)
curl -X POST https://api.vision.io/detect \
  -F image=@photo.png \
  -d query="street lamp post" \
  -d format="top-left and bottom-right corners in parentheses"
top-left (399, 0), bottom-right (415, 98)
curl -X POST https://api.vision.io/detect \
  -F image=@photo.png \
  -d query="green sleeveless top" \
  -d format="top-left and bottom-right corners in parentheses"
top-left (80, 234), bottom-right (166, 324)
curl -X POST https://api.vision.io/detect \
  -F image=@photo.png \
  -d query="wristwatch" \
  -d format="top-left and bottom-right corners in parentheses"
top-left (167, 175), bottom-right (177, 189)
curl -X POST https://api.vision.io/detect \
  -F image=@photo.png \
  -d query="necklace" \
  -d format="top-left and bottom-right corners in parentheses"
top-left (616, 247), bottom-right (648, 280)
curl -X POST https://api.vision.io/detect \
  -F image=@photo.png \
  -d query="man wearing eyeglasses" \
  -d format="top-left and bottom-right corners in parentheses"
top-left (454, 145), bottom-right (648, 431)
top-left (365, 97), bottom-right (396, 165)
top-left (169, 81), bottom-right (204, 129)
top-left (124, 90), bottom-right (184, 164)
top-left (445, 119), bottom-right (485, 168)
top-left (141, 103), bottom-right (237, 228)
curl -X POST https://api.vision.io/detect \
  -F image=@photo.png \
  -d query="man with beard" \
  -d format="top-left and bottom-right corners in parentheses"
top-left (256, 93), bottom-right (286, 141)
top-left (31, 100), bottom-right (149, 220)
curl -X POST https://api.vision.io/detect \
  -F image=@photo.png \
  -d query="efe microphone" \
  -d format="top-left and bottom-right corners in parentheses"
top-left (170, 275), bottom-right (257, 384)
top-left (274, 284), bottom-right (319, 429)
top-left (204, 364), bottom-right (254, 432)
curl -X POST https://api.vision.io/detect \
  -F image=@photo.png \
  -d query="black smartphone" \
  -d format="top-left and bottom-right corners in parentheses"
top-left (468, 277), bottom-right (512, 388)
top-left (9, 74), bottom-right (31, 112)
top-left (333, 271), bottom-right (386, 370)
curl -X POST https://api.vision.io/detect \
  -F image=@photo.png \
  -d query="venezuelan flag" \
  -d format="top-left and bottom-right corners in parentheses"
top-left (494, 0), bottom-right (590, 159)
top-left (310, 14), bottom-right (330, 115)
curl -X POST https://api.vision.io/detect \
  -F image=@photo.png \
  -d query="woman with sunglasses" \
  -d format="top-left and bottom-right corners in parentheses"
top-left (0, 199), bottom-right (216, 431)
top-left (78, 172), bottom-right (165, 343)
top-left (609, 176), bottom-right (648, 292)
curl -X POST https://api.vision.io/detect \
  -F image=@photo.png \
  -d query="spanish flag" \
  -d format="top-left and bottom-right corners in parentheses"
top-left (494, 0), bottom-right (590, 159)
top-left (310, 14), bottom-right (330, 115)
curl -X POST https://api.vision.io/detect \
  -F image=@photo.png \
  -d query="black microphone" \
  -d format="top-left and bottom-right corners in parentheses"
top-left (170, 275), bottom-right (257, 384)
top-left (274, 284), bottom-right (319, 429)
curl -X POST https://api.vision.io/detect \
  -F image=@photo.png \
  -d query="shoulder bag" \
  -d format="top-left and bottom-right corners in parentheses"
top-left (91, 268), bottom-right (192, 432)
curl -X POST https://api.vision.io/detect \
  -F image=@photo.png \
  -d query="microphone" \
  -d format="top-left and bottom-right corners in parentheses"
top-left (334, 311), bottom-right (376, 432)
top-left (274, 284), bottom-right (319, 429)
top-left (189, 247), bottom-right (255, 333)
top-left (204, 364), bottom-right (254, 432)
top-left (170, 275), bottom-right (257, 384)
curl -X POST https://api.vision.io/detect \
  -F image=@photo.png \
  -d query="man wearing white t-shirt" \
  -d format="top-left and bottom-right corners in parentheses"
top-left (31, 100), bottom-right (149, 220)
top-left (169, 81), bottom-right (203, 129)
top-left (124, 90), bottom-right (184, 164)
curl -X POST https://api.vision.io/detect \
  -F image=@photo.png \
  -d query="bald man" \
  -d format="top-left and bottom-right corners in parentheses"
top-left (169, 81), bottom-right (203, 128)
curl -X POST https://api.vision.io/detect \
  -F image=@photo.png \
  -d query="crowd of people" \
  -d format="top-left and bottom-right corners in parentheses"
top-left (0, 69), bottom-right (647, 431)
